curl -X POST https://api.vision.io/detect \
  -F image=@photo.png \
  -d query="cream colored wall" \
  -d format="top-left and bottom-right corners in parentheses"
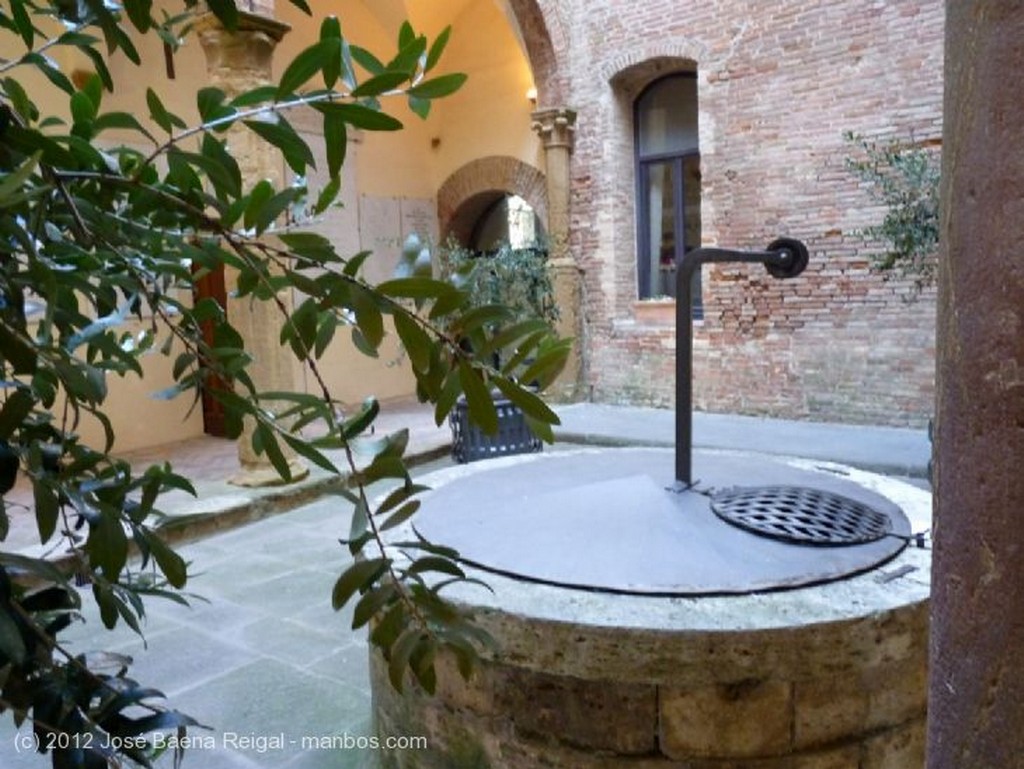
top-left (279, 0), bottom-right (541, 194)
top-left (4, 0), bottom-right (541, 454)
top-left (301, 318), bottom-right (418, 407)
top-left (78, 323), bottom-right (207, 452)
top-left (4, 0), bottom-right (540, 200)
top-left (278, 0), bottom-right (437, 199)
top-left (3, 16), bottom-right (208, 453)
top-left (22, 317), bottom-right (206, 454)
top-left (79, 1), bottom-right (429, 441)
top-left (273, 0), bottom-right (546, 409)
top-left (423, 1), bottom-right (540, 188)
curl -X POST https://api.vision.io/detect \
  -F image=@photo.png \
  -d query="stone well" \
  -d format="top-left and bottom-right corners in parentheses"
top-left (373, 448), bottom-right (931, 768)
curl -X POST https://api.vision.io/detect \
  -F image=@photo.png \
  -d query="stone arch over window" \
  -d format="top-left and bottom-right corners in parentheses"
top-left (437, 156), bottom-right (548, 246)
top-left (601, 39), bottom-right (708, 85)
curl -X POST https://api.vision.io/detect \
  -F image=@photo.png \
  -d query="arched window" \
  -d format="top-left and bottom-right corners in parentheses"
top-left (635, 73), bottom-right (702, 315)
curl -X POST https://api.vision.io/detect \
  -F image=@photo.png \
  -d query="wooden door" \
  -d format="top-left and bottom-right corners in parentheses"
top-left (192, 263), bottom-right (230, 437)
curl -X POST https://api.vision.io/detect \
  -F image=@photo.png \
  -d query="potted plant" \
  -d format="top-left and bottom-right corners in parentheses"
top-left (439, 239), bottom-right (560, 462)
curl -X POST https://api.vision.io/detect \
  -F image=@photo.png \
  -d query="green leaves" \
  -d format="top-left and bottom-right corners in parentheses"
top-left (244, 117), bottom-right (315, 175)
top-left (206, 0), bottom-right (239, 30)
top-left (0, 1), bottom-right (544, 759)
top-left (322, 109), bottom-right (347, 179)
top-left (328, 448), bottom-right (496, 696)
top-left (7, 0), bottom-right (34, 50)
top-left (351, 71), bottom-right (410, 98)
top-left (313, 102), bottom-right (403, 132)
top-left (459, 360), bottom-right (498, 435)
top-left (146, 88), bottom-right (186, 134)
top-left (87, 507), bottom-right (129, 582)
top-left (124, 0), bottom-right (153, 33)
top-left (197, 87), bottom-right (237, 128)
top-left (492, 376), bottom-right (559, 425)
top-left (332, 558), bottom-right (389, 610)
top-left (844, 132), bottom-right (940, 290)
top-left (408, 73), bottom-right (468, 99)
top-left (143, 531), bottom-right (188, 589)
top-left (0, 151), bottom-right (41, 206)
top-left (277, 39), bottom-right (334, 98)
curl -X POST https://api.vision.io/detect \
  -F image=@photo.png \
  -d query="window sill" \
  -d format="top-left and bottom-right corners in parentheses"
top-left (629, 300), bottom-right (705, 328)
top-left (632, 299), bottom-right (676, 326)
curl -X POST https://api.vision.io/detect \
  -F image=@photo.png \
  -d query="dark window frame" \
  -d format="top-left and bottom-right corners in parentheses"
top-left (634, 72), bottom-right (703, 317)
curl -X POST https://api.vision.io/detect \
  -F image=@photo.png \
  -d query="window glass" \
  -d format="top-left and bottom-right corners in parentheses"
top-left (635, 73), bottom-right (702, 314)
top-left (638, 75), bottom-right (698, 157)
top-left (683, 155), bottom-right (702, 254)
top-left (642, 160), bottom-right (678, 298)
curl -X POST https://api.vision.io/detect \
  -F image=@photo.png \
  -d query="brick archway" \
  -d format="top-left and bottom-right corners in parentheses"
top-left (505, 0), bottom-right (568, 106)
top-left (437, 156), bottom-right (548, 245)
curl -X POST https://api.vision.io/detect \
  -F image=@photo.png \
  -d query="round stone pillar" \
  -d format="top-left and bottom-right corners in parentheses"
top-left (931, 3), bottom-right (1024, 767)
top-left (531, 108), bottom-right (582, 401)
top-left (196, 11), bottom-right (308, 486)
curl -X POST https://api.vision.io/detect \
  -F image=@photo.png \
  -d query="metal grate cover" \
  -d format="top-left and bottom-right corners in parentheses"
top-left (710, 486), bottom-right (892, 546)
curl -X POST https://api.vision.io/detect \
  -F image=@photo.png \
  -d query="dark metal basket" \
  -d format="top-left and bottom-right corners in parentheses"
top-left (449, 395), bottom-right (543, 463)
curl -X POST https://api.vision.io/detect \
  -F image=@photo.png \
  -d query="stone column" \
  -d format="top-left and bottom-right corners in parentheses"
top-left (532, 108), bottom-right (582, 401)
top-left (930, 3), bottom-right (1024, 767)
top-left (197, 11), bottom-right (308, 486)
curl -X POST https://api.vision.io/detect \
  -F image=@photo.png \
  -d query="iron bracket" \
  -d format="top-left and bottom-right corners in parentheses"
top-left (675, 238), bottom-right (810, 485)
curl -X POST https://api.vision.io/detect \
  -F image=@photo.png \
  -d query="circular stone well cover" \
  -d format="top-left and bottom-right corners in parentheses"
top-left (413, 449), bottom-right (912, 596)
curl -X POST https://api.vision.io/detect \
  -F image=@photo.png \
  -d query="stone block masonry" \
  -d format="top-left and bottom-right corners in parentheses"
top-left (372, 589), bottom-right (928, 769)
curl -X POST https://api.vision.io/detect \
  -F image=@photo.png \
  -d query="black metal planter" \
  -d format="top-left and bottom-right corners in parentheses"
top-left (449, 395), bottom-right (542, 463)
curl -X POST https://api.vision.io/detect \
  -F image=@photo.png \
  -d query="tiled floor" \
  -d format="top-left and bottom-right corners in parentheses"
top-left (1, 397), bottom-right (452, 769)
top-left (4, 399), bottom-right (452, 554)
top-left (0, 462), bottom-right (455, 768)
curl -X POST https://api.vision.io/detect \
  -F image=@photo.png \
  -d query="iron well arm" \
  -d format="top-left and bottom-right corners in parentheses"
top-left (675, 239), bottom-right (809, 487)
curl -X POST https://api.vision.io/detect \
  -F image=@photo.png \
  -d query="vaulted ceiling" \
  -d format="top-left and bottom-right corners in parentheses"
top-left (360, 0), bottom-right (527, 57)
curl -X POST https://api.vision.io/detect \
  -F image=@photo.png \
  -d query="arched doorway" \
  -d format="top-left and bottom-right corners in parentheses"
top-left (438, 155), bottom-right (548, 246)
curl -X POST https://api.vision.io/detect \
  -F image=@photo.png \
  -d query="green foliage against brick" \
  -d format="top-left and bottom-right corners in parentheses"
top-left (845, 131), bottom-right (941, 290)
top-left (0, 0), bottom-right (566, 764)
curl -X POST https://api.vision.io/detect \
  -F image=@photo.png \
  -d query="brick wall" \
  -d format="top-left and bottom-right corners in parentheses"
top-left (552, 0), bottom-right (943, 426)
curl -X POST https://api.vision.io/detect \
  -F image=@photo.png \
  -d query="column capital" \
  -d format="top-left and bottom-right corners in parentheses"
top-left (193, 9), bottom-right (290, 40)
top-left (531, 108), bottom-right (577, 152)
top-left (195, 11), bottom-right (290, 76)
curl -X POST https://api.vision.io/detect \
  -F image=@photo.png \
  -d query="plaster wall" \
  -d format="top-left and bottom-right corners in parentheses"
top-left (4, 0), bottom-right (514, 451)
top-left (426, 0), bottom-right (541, 190)
top-left (21, 315), bottom-right (206, 454)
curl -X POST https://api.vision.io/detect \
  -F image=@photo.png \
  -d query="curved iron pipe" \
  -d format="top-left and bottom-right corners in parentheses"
top-left (675, 240), bottom-right (809, 486)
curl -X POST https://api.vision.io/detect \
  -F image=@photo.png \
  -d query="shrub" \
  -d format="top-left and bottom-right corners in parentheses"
top-left (0, 1), bottom-right (566, 764)
top-left (844, 131), bottom-right (941, 290)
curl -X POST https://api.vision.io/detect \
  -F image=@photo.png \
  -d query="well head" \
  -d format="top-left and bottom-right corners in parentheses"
top-left (415, 448), bottom-right (912, 596)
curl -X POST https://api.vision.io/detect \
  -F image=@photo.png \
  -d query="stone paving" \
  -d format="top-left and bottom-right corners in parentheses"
top-left (1, 460), bottom-right (457, 768)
